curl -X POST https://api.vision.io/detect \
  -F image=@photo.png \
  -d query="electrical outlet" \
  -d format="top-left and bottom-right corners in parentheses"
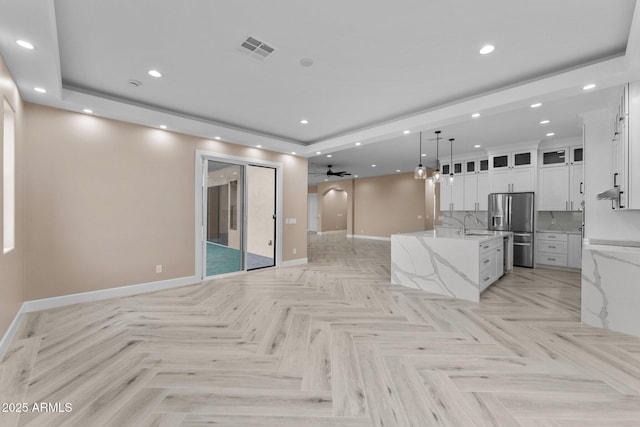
top-left (156, 264), bottom-right (162, 273)
top-left (293, 248), bottom-right (297, 254)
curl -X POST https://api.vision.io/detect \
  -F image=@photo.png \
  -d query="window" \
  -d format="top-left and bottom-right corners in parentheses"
top-left (3, 98), bottom-right (15, 253)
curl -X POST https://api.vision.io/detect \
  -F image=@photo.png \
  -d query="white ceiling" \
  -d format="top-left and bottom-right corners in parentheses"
top-left (1, 0), bottom-right (640, 183)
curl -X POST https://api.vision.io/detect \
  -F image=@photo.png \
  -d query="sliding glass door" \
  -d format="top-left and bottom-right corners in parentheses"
top-left (203, 160), bottom-right (278, 277)
top-left (246, 165), bottom-right (276, 270)
top-left (204, 160), bottom-right (244, 277)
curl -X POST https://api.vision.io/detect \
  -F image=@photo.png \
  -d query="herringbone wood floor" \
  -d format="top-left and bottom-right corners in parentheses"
top-left (2, 232), bottom-right (640, 426)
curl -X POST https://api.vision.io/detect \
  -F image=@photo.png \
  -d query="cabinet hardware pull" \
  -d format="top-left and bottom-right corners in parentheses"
top-left (580, 182), bottom-right (583, 194)
top-left (549, 245), bottom-right (556, 248)
top-left (484, 259), bottom-right (490, 264)
top-left (614, 173), bottom-right (618, 186)
top-left (549, 258), bottom-right (556, 261)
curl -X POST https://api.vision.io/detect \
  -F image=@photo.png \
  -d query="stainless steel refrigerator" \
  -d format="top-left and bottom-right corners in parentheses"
top-left (488, 192), bottom-right (535, 268)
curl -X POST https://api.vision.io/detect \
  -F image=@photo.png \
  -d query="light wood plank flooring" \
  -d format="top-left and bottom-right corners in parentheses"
top-left (2, 232), bottom-right (640, 426)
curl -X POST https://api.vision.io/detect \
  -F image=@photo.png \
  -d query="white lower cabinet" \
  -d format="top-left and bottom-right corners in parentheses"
top-left (536, 232), bottom-right (582, 269)
top-left (479, 238), bottom-right (504, 292)
top-left (568, 234), bottom-right (582, 269)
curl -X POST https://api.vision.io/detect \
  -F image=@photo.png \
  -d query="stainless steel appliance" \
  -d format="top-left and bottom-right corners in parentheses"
top-left (488, 192), bottom-right (535, 268)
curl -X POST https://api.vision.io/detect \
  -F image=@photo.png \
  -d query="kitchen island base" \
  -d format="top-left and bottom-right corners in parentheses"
top-left (391, 229), bottom-right (513, 302)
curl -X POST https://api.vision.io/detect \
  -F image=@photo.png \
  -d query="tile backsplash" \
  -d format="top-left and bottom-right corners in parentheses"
top-left (438, 211), bottom-right (487, 229)
top-left (537, 211), bottom-right (582, 232)
top-left (437, 210), bottom-right (582, 232)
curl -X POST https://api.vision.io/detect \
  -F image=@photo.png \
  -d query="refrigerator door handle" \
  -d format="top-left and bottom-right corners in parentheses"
top-left (507, 195), bottom-right (512, 230)
top-left (513, 233), bottom-right (531, 237)
top-left (513, 242), bottom-right (531, 246)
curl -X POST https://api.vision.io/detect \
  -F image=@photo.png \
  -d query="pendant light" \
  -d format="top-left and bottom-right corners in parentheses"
top-left (448, 138), bottom-right (455, 183)
top-left (432, 130), bottom-right (441, 182)
top-left (414, 131), bottom-right (427, 180)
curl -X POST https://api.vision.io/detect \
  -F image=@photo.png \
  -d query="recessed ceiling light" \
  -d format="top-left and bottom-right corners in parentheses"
top-left (16, 40), bottom-right (35, 50)
top-left (148, 69), bottom-right (162, 78)
top-left (316, 151), bottom-right (321, 155)
top-left (83, 109), bottom-right (93, 114)
top-left (354, 175), bottom-right (359, 178)
top-left (583, 83), bottom-right (596, 91)
top-left (256, 145), bottom-right (262, 148)
top-left (540, 120), bottom-right (550, 125)
top-left (355, 142), bottom-right (361, 146)
top-left (214, 136), bottom-right (221, 140)
top-left (421, 153), bottom-right (426, 157)
top-left (530, 103), bottom-right (542, 108)
top-left (396, 169), bottom-right (401, 173)
top-left (324, 179), bottom-right (328, 182)
top-left (33, 87), bottom-right (46, 93)
top-left (403, 130), bottom-right (410, 134)
top-left (291, 151), bottom-right (296, 155)
top-left (371, 164), bottom-right (376, 167)
top-left (479, 44), bottom-right (495, 55)
top-left (472, 113), bottom-right (480, 118)
top-left (546, 132), bottom-right (555, 137)
top-left (300, 119), bottom-right (309, 124)
top-left (300, 58), bottom-right (314, 67)
top-left (474, 144), bottom-right (481, 148)
top-left (326, 154), bottom-right (332, 158)
top-left (160, 125), bottom-right (167, 129)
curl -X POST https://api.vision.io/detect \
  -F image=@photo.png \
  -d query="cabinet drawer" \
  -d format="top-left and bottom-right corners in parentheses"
top-left (480, 238), bottom-right (501, 253)
top-left (537, 232), bottom-right (568, 242)
top-left (537, 241), bottom-right (567, 254)
top-left (480, 272), bottom-right (493, 291)
top-left (480, 253), bottom-right (493, 270)
top-left (537, 253), bottom-right (568, 267)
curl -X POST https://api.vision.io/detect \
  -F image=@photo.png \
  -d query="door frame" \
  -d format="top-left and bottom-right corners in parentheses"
top-left (195, 150), bottom-right (283, 280)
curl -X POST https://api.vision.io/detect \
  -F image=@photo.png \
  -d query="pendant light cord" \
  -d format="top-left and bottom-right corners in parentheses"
top-left (419, 132), bottom-right (423, 167)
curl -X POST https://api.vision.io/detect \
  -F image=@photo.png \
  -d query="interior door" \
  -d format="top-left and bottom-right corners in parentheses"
top-left (246, 165), bottom-right (276, 270)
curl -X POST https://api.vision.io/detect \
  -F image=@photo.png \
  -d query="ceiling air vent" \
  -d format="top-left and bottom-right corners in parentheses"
top-left (238, 36), bottom-right (276, 61)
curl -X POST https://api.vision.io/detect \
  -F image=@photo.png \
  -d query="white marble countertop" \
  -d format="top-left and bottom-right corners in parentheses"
top-left (584, 239), bottom-right (640, 250)
top-left (537, 229), bottom-right (582, 235)
top-left (394, 229), bottom-right (511, 244)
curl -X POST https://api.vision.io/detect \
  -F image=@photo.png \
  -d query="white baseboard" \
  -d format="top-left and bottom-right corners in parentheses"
top-left (350, 234), bottom-right (391, 241)
top-left (280, 258), bottom-right (308, 267)
top-left (0, 304), bottom-right (27, 360)
top-left (22, 275), bottom-right (200, 313)
top-left (317, 230), bottom-right (347, 235)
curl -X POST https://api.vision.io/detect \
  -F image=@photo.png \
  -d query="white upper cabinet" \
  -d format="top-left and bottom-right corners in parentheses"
top-left (538, 143), bottom-right (583, 211)
top-left (607, 81), bottom-right (640, 210)
top-left (463, 158), bottom-right (489, 211)
top-left (488, 146), bottom-right (537, 193)
top-left (440, 160), bottom-right (465, 211)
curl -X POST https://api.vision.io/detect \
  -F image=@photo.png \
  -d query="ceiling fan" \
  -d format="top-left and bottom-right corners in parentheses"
top-left (309, 165), bottom-right (352, 177)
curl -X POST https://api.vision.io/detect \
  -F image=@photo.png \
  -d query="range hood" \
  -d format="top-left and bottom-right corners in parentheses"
top-left (597, 187), bottom-right (620, 200)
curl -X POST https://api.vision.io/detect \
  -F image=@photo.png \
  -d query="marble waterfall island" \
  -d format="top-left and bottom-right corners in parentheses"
top-left (391, 229), bottom-right (513, 302)
top-left (582, 240), bottom-right (640, 338)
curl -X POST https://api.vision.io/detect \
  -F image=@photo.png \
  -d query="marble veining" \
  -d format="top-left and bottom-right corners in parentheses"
top-left (582, 243), bottom-right (640, 337)
top-left (392, 235), bottom-right (477, 299)
top-left (391, 230), bottom-right (510, 302)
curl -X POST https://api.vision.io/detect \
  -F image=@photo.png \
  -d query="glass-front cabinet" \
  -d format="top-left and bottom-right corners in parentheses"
top-left (537, 144), bottom-right (583, 211)
top-left (488, 147), bottom-right (537, 193)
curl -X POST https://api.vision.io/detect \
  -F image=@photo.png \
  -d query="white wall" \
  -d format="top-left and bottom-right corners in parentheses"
top-left (583, 109), bottom-right (640, 241)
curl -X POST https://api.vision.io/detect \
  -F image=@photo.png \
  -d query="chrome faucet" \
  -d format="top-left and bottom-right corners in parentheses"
top-left (463, 213), bottom-right (479, 235)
